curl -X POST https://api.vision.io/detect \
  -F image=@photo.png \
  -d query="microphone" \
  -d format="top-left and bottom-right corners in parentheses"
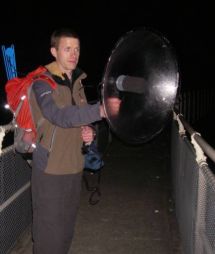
top-left (116, 75), bottom-right (146, 94)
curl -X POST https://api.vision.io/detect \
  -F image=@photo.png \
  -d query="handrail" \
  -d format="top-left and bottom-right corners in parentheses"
top-left (176, 113), bottom-right (215, 164)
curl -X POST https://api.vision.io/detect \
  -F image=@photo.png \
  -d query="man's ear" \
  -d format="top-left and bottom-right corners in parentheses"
top-left (50, 47), bottom-right (57, 58)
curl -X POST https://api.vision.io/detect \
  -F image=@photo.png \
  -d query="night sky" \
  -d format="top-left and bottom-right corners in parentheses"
top-left (0, 1), bottom-right (214, 101)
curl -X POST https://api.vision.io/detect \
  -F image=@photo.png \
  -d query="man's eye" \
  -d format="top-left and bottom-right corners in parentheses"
top-left (74, 48), bottom-right (80, 53)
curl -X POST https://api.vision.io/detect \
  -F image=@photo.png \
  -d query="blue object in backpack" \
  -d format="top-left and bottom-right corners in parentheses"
top-left (82, 141), bottom-right (104, 171)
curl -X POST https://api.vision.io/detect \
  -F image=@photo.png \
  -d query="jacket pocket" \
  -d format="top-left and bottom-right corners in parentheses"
top-left (32, 143), bottom-right (49, 172)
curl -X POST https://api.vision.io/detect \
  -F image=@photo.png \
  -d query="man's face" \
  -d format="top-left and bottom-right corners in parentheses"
top-left (51, 37), bottom-right (80, 75)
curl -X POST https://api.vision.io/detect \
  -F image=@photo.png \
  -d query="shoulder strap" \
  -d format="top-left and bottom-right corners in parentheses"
top-left (33, 73), bottom-right (57, 90)
top-left (28, 72), bottom-right (57, 146)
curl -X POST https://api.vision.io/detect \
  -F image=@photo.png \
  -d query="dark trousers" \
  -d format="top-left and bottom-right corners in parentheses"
top-left (31, 169), bottom-right (82, 254)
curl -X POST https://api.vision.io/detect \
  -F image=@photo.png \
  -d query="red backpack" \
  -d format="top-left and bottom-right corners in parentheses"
top-left (5, 66), bottom-right (56, 154)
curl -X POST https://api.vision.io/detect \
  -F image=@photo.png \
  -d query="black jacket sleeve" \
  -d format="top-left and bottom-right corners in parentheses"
top-left (32, 80), bottom-right (102, 128)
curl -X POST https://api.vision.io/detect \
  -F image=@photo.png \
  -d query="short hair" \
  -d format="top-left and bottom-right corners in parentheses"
top-left (50, 28), bottom-right (80, 49)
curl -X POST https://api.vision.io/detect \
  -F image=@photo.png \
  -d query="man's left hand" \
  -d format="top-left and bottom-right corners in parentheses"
top-left (81, 125), bottom-right (95, 144)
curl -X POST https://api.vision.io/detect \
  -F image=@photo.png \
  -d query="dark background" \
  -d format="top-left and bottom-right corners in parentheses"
top-left (0, 0), bottom-right (214, 119)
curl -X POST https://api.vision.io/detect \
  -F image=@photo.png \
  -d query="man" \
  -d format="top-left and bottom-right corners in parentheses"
top-left (30, 28), bottom-right (105, 254)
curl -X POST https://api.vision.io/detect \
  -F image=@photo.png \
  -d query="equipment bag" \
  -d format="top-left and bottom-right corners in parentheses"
top-left (82, 140), bottom-right (104, 171)
top-left (5, 66), bottom-right (56, 154)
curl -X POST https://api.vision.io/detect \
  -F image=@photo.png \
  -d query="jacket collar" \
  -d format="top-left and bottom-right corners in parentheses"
top-left (45, 61), bottom-right (86, 82)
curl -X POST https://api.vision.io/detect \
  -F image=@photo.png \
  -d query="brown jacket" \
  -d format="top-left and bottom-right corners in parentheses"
top-left (30, 62), bottom-right (101, 175)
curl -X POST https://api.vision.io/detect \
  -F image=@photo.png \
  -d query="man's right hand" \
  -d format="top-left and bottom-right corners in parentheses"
top-left (105, 97), bottom-right (122, 117)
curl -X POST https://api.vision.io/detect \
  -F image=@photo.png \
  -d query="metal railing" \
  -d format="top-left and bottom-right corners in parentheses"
top-left (172, 112), bottom-right (215, 254)
top-left (0, 146), bottom-right (31, 254)
top-left (177, 87), bottom-right (215, 124)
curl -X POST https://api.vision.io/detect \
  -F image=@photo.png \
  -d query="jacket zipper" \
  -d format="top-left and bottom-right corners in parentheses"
top-left (48, 126), bottom-right (57, 154)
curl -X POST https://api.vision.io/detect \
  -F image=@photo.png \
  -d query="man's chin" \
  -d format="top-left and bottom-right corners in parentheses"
top-left (68, 64), bottom-right (77, 71)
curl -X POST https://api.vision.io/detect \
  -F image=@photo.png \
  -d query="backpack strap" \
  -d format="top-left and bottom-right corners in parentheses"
top-left (29, 73), bottom-right (57, 151)
top-left (33, 73), bottom-right (57, 90)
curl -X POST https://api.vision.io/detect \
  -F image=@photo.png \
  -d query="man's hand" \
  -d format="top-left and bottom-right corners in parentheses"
top-left (106, 97), bottom-right (122, 117)
top-left (100, 97), bottom-right (122, 118)
top-left (81, 125), bottom-right (95, 144)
